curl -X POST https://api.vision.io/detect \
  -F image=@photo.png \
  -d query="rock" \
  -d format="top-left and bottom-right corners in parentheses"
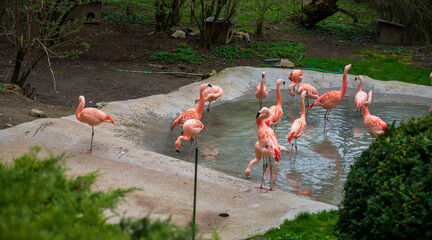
top-left (243, 33), bottom-right (251, 42)
top-left (275, 58), bottom-right (294, 68)
top-left (95, 102), bottom-right (108, 109)
top-left (30, 109), bottom-right (46, 118)
top-left (171, 30), bottom-right (186, 39)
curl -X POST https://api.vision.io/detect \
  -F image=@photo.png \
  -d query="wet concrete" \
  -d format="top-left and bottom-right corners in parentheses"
top-left (0, 66), bottom-right (431, 239)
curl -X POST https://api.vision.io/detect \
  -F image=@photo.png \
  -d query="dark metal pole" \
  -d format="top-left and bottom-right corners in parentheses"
top-left (192, 147), bottom-right (198, 240)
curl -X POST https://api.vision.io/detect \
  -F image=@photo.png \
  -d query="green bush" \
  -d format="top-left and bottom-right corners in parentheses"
top-left (150, 44), bottom-right (203, 65)
top-left (0, 146), bottom-right (198, 240)
top-left (251, 40), bottom-right (306, 60)
top-left (212, 45), bottom-right (260, 63)
top-left (336, 116), bottom-right (432, 239)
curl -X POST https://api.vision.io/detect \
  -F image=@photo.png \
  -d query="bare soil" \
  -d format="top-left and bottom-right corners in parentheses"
top-left (0, 20), bottom-right (428, 129)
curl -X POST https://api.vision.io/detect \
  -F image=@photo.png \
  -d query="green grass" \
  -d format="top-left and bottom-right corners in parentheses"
top-left (212, 45), bottom-right (260, 62)
top-left (150, 43), bottom-right (204, 65)
top-left (250, 210), bottom-right (338, 240)
top-left (296, 54), bottom-right (432, 86)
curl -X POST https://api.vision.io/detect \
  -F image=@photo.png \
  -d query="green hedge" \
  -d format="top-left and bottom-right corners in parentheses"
top-left (336, 116), bottom-right (432, 239)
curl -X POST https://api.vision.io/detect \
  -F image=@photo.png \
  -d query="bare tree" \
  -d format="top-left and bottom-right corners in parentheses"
top-left (190, 0), bottom-right (240, 49)
top-left (1, 0), bottom-right (92, 95)
top-left (155, 0), bottom-right (186, 32)
top-left (254, 0), bottom-right (277, 35)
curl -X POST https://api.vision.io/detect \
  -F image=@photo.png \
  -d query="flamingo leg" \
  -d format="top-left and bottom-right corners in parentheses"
top-left (87, 126), bottom-right (94, 154)
top-left (305, 98), bottom-right (310, 108)
top-left (258, 160), bottom-right (267, 189)
top-left (295, 138), bottom-right (298, 151)
top-left (268, 160), bottom-right (274, 191)
top-left (326, 110), bottom-right (335, 126)
top-left (258, 99), bottom-right (262, 109)
top-left (207, 102), bottom-right (214, 124)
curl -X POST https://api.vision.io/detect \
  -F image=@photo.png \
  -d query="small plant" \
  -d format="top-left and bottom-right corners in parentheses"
top-left (212, 45), bottom-right (260, 63)
top-left (336, 116), bottom-right (432, 239)
top-left (0, 84), bottom-right (4, 92)
top-left (251, 40), bottom-right (306, 60)
top-left (150, 44), bottom-right (203, 65)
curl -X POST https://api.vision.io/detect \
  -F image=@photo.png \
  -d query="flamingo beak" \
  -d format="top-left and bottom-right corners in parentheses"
top-left (283, 81), bottom-right (286, 85)
top-left (256, 112), bottom-right (261, 119)
top-left (355, 77), bottom-right (358, 81)
top-left (176, 149), bottom-right (180, 153)
top-left (208, 84), bottom-right (212, 88)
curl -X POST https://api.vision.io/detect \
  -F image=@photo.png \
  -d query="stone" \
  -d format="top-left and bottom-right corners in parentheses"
top-left (275, 58), bottom-right (295, 68)
top-left (171, 30), bottom-right (186, 39)
top-left (30, 109), bottom-right (46, 118)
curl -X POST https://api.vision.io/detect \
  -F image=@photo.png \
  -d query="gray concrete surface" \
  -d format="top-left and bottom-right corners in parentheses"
top-left (0, 66), bottom-right (431, 239)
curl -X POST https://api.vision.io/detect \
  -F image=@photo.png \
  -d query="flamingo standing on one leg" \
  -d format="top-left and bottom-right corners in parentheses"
top-left (288, 69), bottom-right (303, 95)
top-left (362, 90), bottom-right (386, 139)
top-left (265, 79), bottom-right (285, 131)
top-left (354, 75), bottom-right (367, 114)
top-left (76, 95), bottom-right (114, 154)
top-left (255, 72), bottom-right (268, 109)
top-left (290, 83), bottom-right (320, 107)
top-left (309, 64), bottom-right (352, 127)
top-left (288, 91), bottom-right (308, 151)
top-left (171, 84), bottom-right (212, 132)
top-left (195, 85), bottom-right (223, 123)
top-left (245, 141), bottom-right (289, 178)
top-left (175, 119), bottom-right (205, 152)
top-left (254, 107), bottom-right (288, 190)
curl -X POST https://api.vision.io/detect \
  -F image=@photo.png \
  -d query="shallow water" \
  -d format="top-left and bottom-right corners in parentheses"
top-left (159, 89), bottom-right (431, 206)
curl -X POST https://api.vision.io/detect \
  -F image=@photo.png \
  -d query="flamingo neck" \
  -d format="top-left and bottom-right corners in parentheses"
top-left (76, 98), bottom-right (85, 119)
top-left (289, 82), bottom-right (296, 95)
top-left (276, 83), bottom-right (282, 107)
top-left (196, 89), bottom-right (206, 115)
top-left (340, 67), bottom-right (348, 97)
top-left (300, 95), bottom-right (306, 119)
top-left (175, 135), bottom-right (191, 148)
top-left (358, 78), bottom-right (363, 92)
top-left (260, 78), bottom-right (265, 90)
top-left (362, 104), bottom-right (370, 120)
top-left (256, 118), bottom-right (267, 128)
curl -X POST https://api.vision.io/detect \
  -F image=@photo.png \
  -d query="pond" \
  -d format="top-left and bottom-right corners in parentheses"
top-left (158, 88), bottom-right (431, 206)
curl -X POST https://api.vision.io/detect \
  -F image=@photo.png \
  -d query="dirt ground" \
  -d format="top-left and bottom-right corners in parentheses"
top-left (0, 20), bottom-right (429, 129)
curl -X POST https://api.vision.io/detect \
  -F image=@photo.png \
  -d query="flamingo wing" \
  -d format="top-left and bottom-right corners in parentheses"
top-left (310, 91), bottom-right (340, 109)
top-left (171, 109), bottom-right (199, 131)
top-left (288, 119), bottom-right (306, 142)
top-left (79, 108), bottom-right (113, 126)
top-left (267, 105), bottom-right (283, 126)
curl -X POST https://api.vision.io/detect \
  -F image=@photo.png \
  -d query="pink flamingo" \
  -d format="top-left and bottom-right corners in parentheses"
top-left (430, 72), bottom-right (432, 86)
top-left (288, 69), bottom-right (303, 95)
top-left (309, 64), bottom-right (352, 127)
top-left (250, 107), bottom-right (289, 190)
top-left (195, 85), bottom-right (223, 123)
top-left (265, 79), bottom-right (285, 131)
top-left (255, 72), bottom-right (268, 109)
top-left (362, 90), bottom-right (386, 139)
top-left (288, 91), bottom-right (308, 151)
top-left (76, 95), bottom-right (114, 154)
top-left (290, 83), bottom-right (320, 107)
top-left (171, 84), bottom-right (212, 132)
top-left (354, 75), bottom-right (367, 114)
top-left (175, 119), bottom-right (205, 153)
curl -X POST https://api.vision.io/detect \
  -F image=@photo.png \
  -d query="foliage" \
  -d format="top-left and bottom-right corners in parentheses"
top-left (312, 21), bottom-right (376, 42)
top-left (251, 210), bottom-right (338, 239)
top-left (296, 54), bottom-right (432, 86)
top-left (150, 43), bottom-right (204, 65)
top-left (212, 45), bottom-right (260, 62)
top-left (251, 40), bottom-right (306, 59)
top-left (336, 116), bottom-right (432, 239)
top-left (0, 146), bottom-right (132, 239)
top-left (0, 146), bottom-right (203, 240)
top-left (154, 0), bottom-right (186, 32)
top-left (360, 0), bottom-right (432, 44)
top-left (0, 84), bottom-right (4, 92)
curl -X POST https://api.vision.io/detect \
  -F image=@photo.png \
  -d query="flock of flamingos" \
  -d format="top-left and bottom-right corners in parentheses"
top-left (75, 65), bottom-right (432, 190)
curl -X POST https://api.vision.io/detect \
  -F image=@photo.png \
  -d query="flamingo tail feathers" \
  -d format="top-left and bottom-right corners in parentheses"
top-left (356, 103), bottom-right (361, 112)
top-left (106, 115), bottom-right (114, 125)
top-left (288, 131), bottom-right (295, 143)
top-left (171, 122), bottom-right (176, 132)
top-left (274, 147), bottom-right (281, 163)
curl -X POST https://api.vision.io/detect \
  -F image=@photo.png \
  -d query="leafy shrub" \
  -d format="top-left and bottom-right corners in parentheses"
top-left (212, 45), bottom-right (260, 63)
top-left (336, 116), bottom-right (432, 239)
top-left (151, 44), bottom-right (203, 65)
top-left (251, 40), bottom-right (306, 60)
top-left (0, 146), bottom-right (198, 240)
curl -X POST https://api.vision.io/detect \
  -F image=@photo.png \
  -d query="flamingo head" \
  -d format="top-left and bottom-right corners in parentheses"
top-left (345, 64), bottom-right (353, 72)
top-left (300, 90), bottom-right (308, 99)
top-left (256, 107), bottom-right (271, 120)
top-left (175, 138), bottom-right (181, 153)
top-left (355, 75), bottom-right (363, 82)
top-left (78, 95), bottom-right (85, 104)
top-left (277, 79), bottom-right (285, 86)
top-left (262, 72), bottom-right (265, 79)
top-left (363, 90), bottom-right (373, 107)
top-left (200, 83), bottom-right (212, 92)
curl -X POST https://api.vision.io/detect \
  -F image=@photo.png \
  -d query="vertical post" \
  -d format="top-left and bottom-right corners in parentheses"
top-left (192, 147), bottom-right (198, 240)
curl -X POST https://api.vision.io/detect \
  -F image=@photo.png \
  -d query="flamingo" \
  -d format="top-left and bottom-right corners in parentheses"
top-left (171, 84), bottom-right (212, 132)
top-left (362, 90), bottom-right (387, 139)
top-left (252, 107), bottom-right (288, 190)
top-left (430, 71), bottom-right (432, 86)
top-left (288, 91), bottom-right (308, 151)
top-left (76, 95), bottom-right (114, 154)
top-left (195, 85), bottom-right (223, 123)
top-left (354, 75), bottom-right (367, 114)
top-left (255, 72), bottom-right (268, 109)
top-left (309, 64), bottom-right (352, 127)
top-left (288, 69), bottom-right (303, 94)
top-left (245, 141), bottom-right (290, 179)
top-left (265, 79), bottom-right (285, 131)
top-left (175, 119), bottom-right (205, 153)
top-left (290, 83), bottom-right (320, 107)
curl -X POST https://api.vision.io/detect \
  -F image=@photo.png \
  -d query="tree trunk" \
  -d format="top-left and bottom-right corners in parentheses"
top-left (155, 0), bottom-right (185, 32)
top-left (300, 0), bottom-right (339, 27)
top-left (10, 47), bottom-right (27, 88)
